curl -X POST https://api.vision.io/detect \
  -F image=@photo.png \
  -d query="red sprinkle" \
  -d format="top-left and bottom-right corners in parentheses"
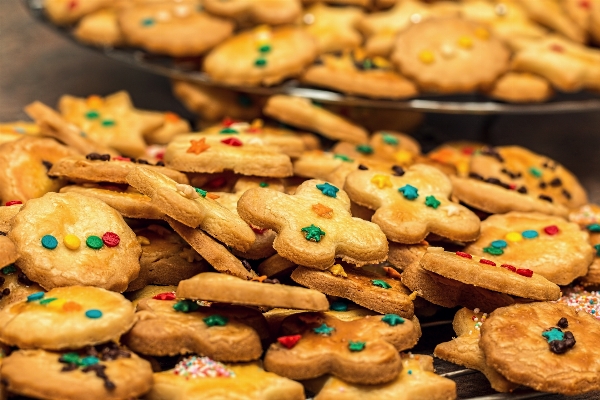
top-left (462, 147), bottom-right (474, 155)
top-left (102, 232), bottom-right (120, 247)
top-left (113, 156), bottom-right (131, 162)
top-left (456, 251), bottom-right (472, 259)
top-left (277, 334), bottom-right (302, 349)
top-left (221, 138), bottom-right (243, 147)
top-left (247, 127), bottom-right (262, 133)
top-left (516, 268), bottom-right (534, 277)
top-left (550, 44), bottom-right (564, 52)
top-left (501, 264), bottom-right (517, 272)
top-left (153, 292), bottom-right (176, 301)
top-left (5, 200), bottom-right (22, 206)
top-left (480, 259), bottom-right (496, 266)
top-left (222, 117), bottom-right (235, 127)
top-left (544, 225), bottom-right (560, 235)
top-left (508, 183), bottom-right (516, 190)
top-left (580, 0), bottom-right (590, 9)
top-left (251, 226), bottom-right (267, 234)
top-left (207, 177), bottom-right (227, 188)
top-left (68, 0), bottom-right (77, 10)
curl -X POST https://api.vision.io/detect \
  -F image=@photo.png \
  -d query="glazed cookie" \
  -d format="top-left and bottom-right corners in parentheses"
top-left (122, 298), bottom-right (264, 360)
top-left (434, 308), bottom-right (519, 393)
top-left (332, 131), bottom-right (421, 165)
top-left (49, 154), bottom-right (189, 184)
top-left (427, 141), bottom-right (484, 177)
top-left (480, 302), bottom-right (600, 395)
top-left (0, 237), bottom-right (18, 270)
top-left (203, 25), bottom-right (317, 86)
top-left (301, 3), bottom-right (364, 54)
top-left (451, 145), bottom-right (587, 216)
top-left (163, 133), bottom-right (294, 177)
top-left (126, 166), bottom-right (256, 251)
top-left (237, 179), bottom-right (389, 269)
top-left (343, 166), bottom-right (481, 243)
top-left (204, 0), bottom-right (302, 25)
top-left (43, 0), bottom-right (111, 25)
top-left (0, 136), bottom-right (79, 203)
top-left (264, 311), bottom-right (420, 384)
top-left (118, 1), bottom-right (234, 57)
top-left (177, 272), bottom-right (329, 311)
top-left (291, 264), bottom-right (415, 317)
top-left (73, 8), bottom-right (123, 47)
top-left (487, 72), bottom-right (553, 103)
top-left (303, 50), bottom-right (418, 99)
top-left (264, 95), bottom-right (368, 144)
top-left (8, 192), bottom-right (141, 291)
top-left (463, 212), bottom-right (594, 285)
top-left (147, 358), bottom-right (305, 400)
top-left (58, 92), bottom-right (165, 157)
top-left (308, 353), bottom-right (457, 400)
top-left (0, 286), bottom-right (134, 349)
top-left (391, 18), bottom-right (510, 93)
top-left (0, 265), bottom-right (45, 311)
top-left (0, 346), bottom-right (152, 400)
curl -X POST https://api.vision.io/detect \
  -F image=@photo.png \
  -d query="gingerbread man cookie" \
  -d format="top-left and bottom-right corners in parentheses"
top-left (332, 131), bottom-right (421, 165)
top-left (301, 3), bottom-right (364, 54)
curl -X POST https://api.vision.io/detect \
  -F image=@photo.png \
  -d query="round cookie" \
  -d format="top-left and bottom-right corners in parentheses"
top-left (0, 286), bottom-right (135, 350)
top-left (8, 192), bottom-right (141, 292)
top-left (391, 18), bottom-right (510, 93)
top-left (487, 72), bottom-right (553, 103)
top-left (0, 346), bottom-right (152, 400)
top-left (0, 264), bottom-right (44, 311)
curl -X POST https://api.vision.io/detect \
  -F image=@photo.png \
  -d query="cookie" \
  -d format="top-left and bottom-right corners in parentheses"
top-left (427, 141), bottom-right (483, 177)
top-left (0, 136), bottom-right (79, 203)
top-left (557, 285), bottom-right (600, 319)
top-left (487, 72), bottom-right (553, 103)
top-left (518, 0), bottom-right (585, 43)
top-left (203, 25), bottom-right (317, 86)
top-left (387, 241), bottom-right (428, 271)
top-left (73, 8), bottom-right (123, 47)
top-left (301, 3), bottom-right (364, 54)
top-left (0, 286), bottom-right (134, 349)
top-left (8, 192), bottom-right (141, 291)
top-left (49, 154), bottom-right (189, 184)
top-left (118, 1), bottom-right (234, 57)
top-left (451, 145), bottom-right (587, 216)
top-left (60, 184), bottom-right (165, 220)
top-left (344, 166), bottom-right (481, 243)
top-left (332, 131), bottom-right (421, 165)
top-left (163, 133), bottom-right (294, 177)
top-left (43, 0), bottom-right (111, 25)
top-left (142, 111), bottom-right (191, 146)
top-left (391, 18), bottom-right (510, 93)
top-left (257, 254), bottom-right (297, 278)
top-left (147, 358), bottom-right (305, 400)
top-left (58, 92), bottom-right (165, 157)
top-left (463, 212), bottom-right (594, 285)
top-left (307, 353), bottom-right (457, 400)
top-left (0, 121), bottom-right (39, 145)
top-left (122, 298), bottom-right (264, 360)
top-left (237, 179), bottom-right (389, 269)
top-left (264, 311), bottom-right (420, 384)
top-left (291, 264), bottom-right (415, 317)
top-left (0, 237), bottom-right (18, 270)
top-left (0, 346), bottom-right (152, 400)
top-left (177, 272), bottom-right (329, 311)
top-left (568, 204), bottom-right (600, 286)
top-left (125, 284), bottom-right (177, 307)
top-left (204, 0), bottom-right (302, 25)
top-left (0, 265), bottom-right (45, 311)
top-left (480, 301), bottom-right (600, 395)
top-left (303, 50), bottom-right (418, 99)
top-left (264, 95), bottom-right (368, 144)
top-left (434, 307), bottom-right (519, 393)
top-left (126, 166), bottom-right (256, 251)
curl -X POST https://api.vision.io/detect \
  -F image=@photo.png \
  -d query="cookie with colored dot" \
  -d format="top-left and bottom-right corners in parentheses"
top-left (177, 272), bottom-right (329, 311)
top-left (463, 211), bottom-right (594, 285)
top-left (305, 353), bottom-right (457, 400)
top-left (73, 8), bottom-right (123, 47)
top-left (204, 0), bottom-right (301, 25)
top-left (8, 192), bottom-right (141, 291)
top-left (0, 265), bottom-right (45, 311)
top-left (237, 179), bottom-right (389, 269)
top-left (0, 346), bottom-right (152, 400)
top-left (264, 95), bottom-right (368, 144)
top-left (124, 284), bottom-right (177, 307)
top-left (203, 25), bottom-right (317, 86)
top-left (43, 0), bottom-right (111, 25)
top-left (451, 145), bottom-right (587, 216)
top-left (568, 204), bottom-right (600, 286)
top-left (122, 298), bottom-right (266, 361)
top-left (118, 1), bottom-right (234, 57)
top-left (301, 3), bottom-right (364, 54)
top-left (426, 141), bottom-right (484, 178)
top-left (0, 136), bottom-right (79, 204)
top-left (0, 121), bottom-right (40, 145)
top-left (391, 18), bottom-right (510, 93)
top-left (264, 311), bottom-right (420, 385)
top-left (147, 359), bottom-right (305, 400)
top-left (344, 165), bottom-right (481, 244)
top-left (332, 131), bottom-right (421, 166)
top-left (434, 308), bottom-right (519, 393)
top-left (0, 286), bottom-right (134, 349)
top-left (480, 301), bottom-right (600, 395)
top-left (291, 263), bottom-right (415, 317)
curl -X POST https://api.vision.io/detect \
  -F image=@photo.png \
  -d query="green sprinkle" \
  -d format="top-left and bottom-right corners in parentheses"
top-left (39, 297), bottom-right (58, 305)
top-left (382, 314), bottom-right (405, 326)
top-left (258, 44), bottom-right (271, 53)
top-left (101, 119), bottom-right (115, 127)
top-left (424, 195), bottom-right (441, 209)
top-left (85, 110), bottom-right (100, 119)
top-left (362, 59), bottom-right (373, 69)
top-left (372, 279), bottom-right (391, 289)
top-left (348, 341), bottom-right (366, 352)
top-left (195, 188), bottom-right (207, 197)
top-left (483, 246), bottom-right (504, 255)
top-left (382, 134), bottom-right (398, 146)
top-left (141, 17), bottom-right (155, 26)
top-left (80, 356), bottom-right (99, 366)
top-left (542, 328), bottom-right (564, 342)
top-left (588, 223), bottom-right (600, 233)
top-left (219, 128), bottom-right (238, 134)
top-left (330, 301), bottom-right (348, 312)
top-left (313, 323), bottom-right (335, 336)
top-left (173, 300), bottom-right (200, 313)
top-left (27, 292), bottom-right (45, 302)
top-left (254, 58), bottom-right (267, 67)
top-left (301, 224), bottom-right (326, 242)
top-left (316, 182), bottom-right (339, 198)
top-left (333, 154), bottom-right (353, 162)
top-left (259, 182), bottom-right (269, 188)
top-left (398, 185), bottom-right (418, 200)
top-left (1, 265), bottom-right (17, 275)
top-left (529, 167), bottom-right (542, 178)
top-left (355, 144), bottom-right (373, 155)
top-left (86, 236), bottom-right (103, 249)
top-left (203, 314), bottom-right (228, 327)
top-left (595, 244), bottom-right (600, 257)
top-left (60, 353), bottom-right (81, 365)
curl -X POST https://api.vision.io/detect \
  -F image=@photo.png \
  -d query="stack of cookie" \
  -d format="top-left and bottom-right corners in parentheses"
top-left (1, 90), bottom-right (600, 399)
top-left (40, 0), bottom-right (600, 103)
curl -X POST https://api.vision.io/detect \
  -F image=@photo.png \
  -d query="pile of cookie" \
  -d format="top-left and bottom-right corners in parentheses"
top-left (41, 0), bottom-right (600, 102)
top-left (1, 90), bottom-right (600, 400)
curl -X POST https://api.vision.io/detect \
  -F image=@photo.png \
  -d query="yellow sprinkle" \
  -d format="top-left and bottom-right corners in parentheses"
top-left (408, 292), bottom-right (418, 301)
top-left (137, 236), bottom-right (150, 245)
top-left (505, 232), bottom-right (522, 242)
top-left (458, 36), bottom-right (473, 49)
top-left (370, 174), bottom-right (393, 189)
top-left (63, 234), bottom-right (81, 250)
top-left (86, 95), bottom-right (103, 108)
top-left (250, 118), bottom-right (264, 130)
top-left (47, 298), bottom-right (67, 310)
top-left (418, 50), bottom-right (435, 64)
top-left (329, 264), bottom-right (347, 278)
top-left (475, 27), bottom-right (489, 40)
top-left (394, 150), bottom-right (413, 165)
top-left (372, 56), bottom-right (391, 69)
top-left (457, 161), bottom-right (469, 175)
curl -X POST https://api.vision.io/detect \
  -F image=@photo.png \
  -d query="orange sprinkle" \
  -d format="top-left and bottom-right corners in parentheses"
top-left (86, 95), bottom-right (103, 108)
top-left (206, 193), bottom-right (220, 200)
top-left (312, 203), bottom-right (334, 219)
top-left (165, 112), bottom-right (180, 123)
top-left (252, 275), bottom-right (268, 283)
top-left (420, 240), bottom-right (429, 246)
top-left (62, 301), bottom-right (82, 312)
top-left (187, 138), bottom-right (210, 154)
top-left (383, 266), bottom-right (402, 280)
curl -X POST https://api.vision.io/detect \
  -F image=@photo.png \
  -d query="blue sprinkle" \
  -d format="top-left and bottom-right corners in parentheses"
top-left (14, 127), bottom-right (25, 134)
top-left (85, 309), bottom-right (103, 319)
top-left (41, 235), bottom-right (58, 250)
top-left (491, 240), bottom-right (507, 248)
top-left (522, 230), bottom-right (538, 239)
top-left (27, 292), bottom-right (45, 302)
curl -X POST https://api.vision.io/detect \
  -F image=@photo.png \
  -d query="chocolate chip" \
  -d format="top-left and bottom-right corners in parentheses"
top-left (485, 177), bottom-right (510, 189)
top-left (468, 172), bottom-right (484, 181)
top-left (539, 194), bottom-right (553, 203)
top-left (562, 189), bottom-right (572, 200)
top-left (557, 317), bottom-right (568, 328)
top-left (99, 154), bottom-right (111, 161)
top-left (136, 159), bottom-right (150, 165)
top-left (241, 259), bottom-right (252, 271)
top-left (86, 153), bottom-right (101, 160)
top-left (2, 288), bottom-right (9, 296)
top-left (542, 160), bottom-right (558, 170)
top-left (61, 363), bottom-right (78, 372)
top-left (0, 232), bottom-right (5, 236)
top-left (358, 164), bottom-right (368, 170)
top-left (156, 161), bottom-right (165, 166)
top-left (549, 177), bottom-right (562, 187)
top-left (550, 340), bottom-right (567, 354)
top-left (539, 182), bottom-right (547, 189)
top-left (41, 160), bottom-right (53, 171)
top-left (17, 272), bottom-right (33, 286)
top-left (264, 278), bottom-right (280, 284)
top-left (481, 147), bottom-right (504, 162)
top-left (392, 165), bottom-right (405, 176)
top-left (500, 168), bottom-right (521, 179)
top-left (0, 276), bottom-right (4, 286)
top-left (517, 186), bottom-right (528, 194)
top-left (129, 158), bottom-right (136, 163)
top-left (564, 331), bottom-right (576, 347)
top-left (104, 380), bottom-right (116, 391)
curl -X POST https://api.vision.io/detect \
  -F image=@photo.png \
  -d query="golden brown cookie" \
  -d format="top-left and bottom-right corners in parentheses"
top-left (568, 204), bottom-right (600, 286)
top-left (204, 0), bottom-right (302, 25)
top-left (0, 121), bottom-right (39, 145)
top-left (257, 254), bottom-right (297, 278)
top-left (43, 0), bottom-right (111, 25)
top-left (518, 0), bottom-right (585, 43)
top-left (332, 131), bottom-right (421, 166)
top-left (301, 3), bottom-right (364, 54)
top-left (0, 237), bottom-right (18, 271)
top-left (426, 141), bottom-right (484, 177)
top-left (74, 8), bottom-right (123, 47)
top-left (487, 72), bottom-right (553, 103)
top-left (0, 265), bottom-right (45, 311)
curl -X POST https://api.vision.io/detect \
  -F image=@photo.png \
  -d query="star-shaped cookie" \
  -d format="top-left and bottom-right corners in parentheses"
top-left (301, 3), bottom-right (364, 54)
